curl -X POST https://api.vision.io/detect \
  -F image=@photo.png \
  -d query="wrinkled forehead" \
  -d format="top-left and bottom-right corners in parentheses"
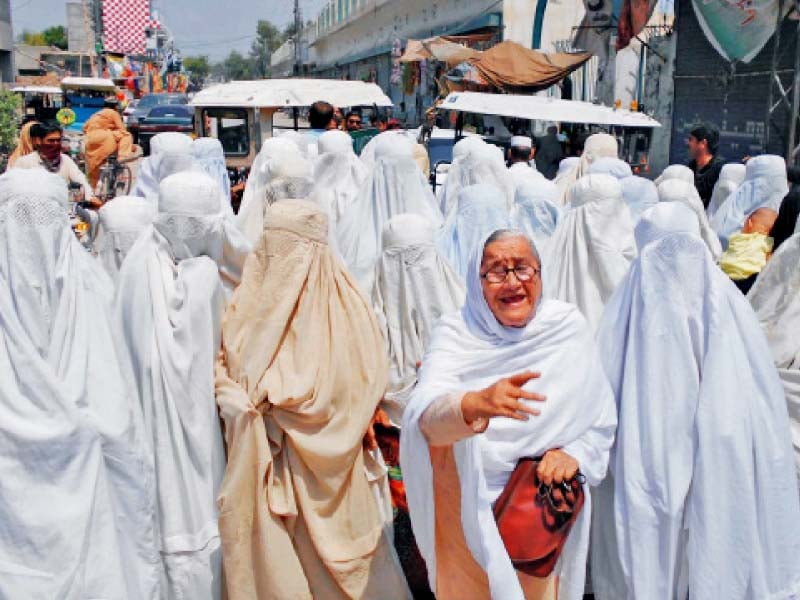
top-left (481, 235), bottom-right (539, 267)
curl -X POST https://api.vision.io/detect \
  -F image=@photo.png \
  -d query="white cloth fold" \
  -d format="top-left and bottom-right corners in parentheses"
top-left (711, 154), bottom-right (789, 249)
top-left (544, 173), bottom-right (636, 330)
top-left (594, 201), bottom-right (800, 600)
top-left (372, 214), bottom-right (465, 425)
top-left (586, 157), bottom-right (633, 179)
top-left (0, 168), bottom-right (159, 600)
top-left (653, 163), bottom-right (695, 186)
top-left (619, 175), bottom-right (659, 223)
top-left (511, 178), bottom-right (561, 258)
top-left (132, 132), bottom-right (194, 203)
top-left (401, 228), bottom-right (616, 600)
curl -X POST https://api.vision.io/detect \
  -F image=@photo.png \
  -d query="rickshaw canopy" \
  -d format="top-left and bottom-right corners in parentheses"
top-left (190, 79), bottom-right (393, 109)
top-left (441, 91), bottom-right (661, 128)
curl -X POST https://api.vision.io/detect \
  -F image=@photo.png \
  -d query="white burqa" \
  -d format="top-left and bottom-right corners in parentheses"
top-left (359, 130), bottom-right (419, 171)
top-left (619, 175), bottom-right (659, 223)
top-left (310, 129), bottom-right (368, 226)
top-left (0, 169), bottom-right (159, 599)
top-left (511, 178), bottom-right (561, 258)
top-left (193, 137), bottom-right (233, 215)
top-left (372, 214), bottom-right (466, 425)
top-left (653, 163), bottom-right (695, 186)
top-left (586, 157), bottom-right (633, 180)
top-left (238, 151), bottom-right (313, 247)
top-left (748, 228), bottom-right (800, 479)
top-left (236, 137), bottom-right (302, 238)
top-left (707, 162), bottom-right (746, 218)
top-left (400, 229), bottom-right (616, 600)
top-left (544, 173), bottom-right (636, 330)
top-left (337, 135), bottom-right (443, 292)
top-left (437, 183), bottom-right (512, 279)
top-left (555, 133), bottom-right (618, 204)
top-left (594, 201), bottom-right (800, 600)
top-left (436, 135), bottom-right (488, 213)
top-left (94, 195), bottom-right (156, 281)
top-left (443, 144), bottom-right (515, 216)
top-left (711, 154), bottom-right (789, 249)
top-left (115, 172), bottom-right (242, 599)
top-left (131, 132), bottom-right (194, 202)
top-left (657, 179), bottom-right (723, 259)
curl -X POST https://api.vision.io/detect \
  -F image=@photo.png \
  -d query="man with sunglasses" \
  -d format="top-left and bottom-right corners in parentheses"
top-left (13, 120), bottom-right (96, 205)
top-left (344, 111), bottom-right (363, 132)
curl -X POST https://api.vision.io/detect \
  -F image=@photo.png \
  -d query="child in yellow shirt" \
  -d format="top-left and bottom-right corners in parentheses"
top-left (719, 207), bottom-right (779, 293)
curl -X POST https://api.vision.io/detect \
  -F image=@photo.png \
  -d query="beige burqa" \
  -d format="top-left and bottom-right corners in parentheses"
top-left (215, 199), bottom-right (411, 600)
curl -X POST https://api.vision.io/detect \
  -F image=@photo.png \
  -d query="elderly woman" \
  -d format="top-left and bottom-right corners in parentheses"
top-left (215, 200), bottom-right (410, 600)
top-left (401, 229), bottom-right (616, 600)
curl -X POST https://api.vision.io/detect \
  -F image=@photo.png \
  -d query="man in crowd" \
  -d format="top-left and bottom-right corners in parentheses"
top-left (307, 101), bottom-right (338, 141)
top-left (12, 120), bottom-right (95, 203)
top-left (535, 125), bottom-right (564, 180)
top-left (687, 123), bottom-right (725, 207)
top-left (507, 135), bottom-right (535, 168)
top-left (344, 111), bottom-right (363, 132)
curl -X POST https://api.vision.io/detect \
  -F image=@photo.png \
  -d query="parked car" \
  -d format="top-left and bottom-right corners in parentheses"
top-left (138, 104), bottom-right (195, 155)
top-left (128, 93), bottom-right (188, 142)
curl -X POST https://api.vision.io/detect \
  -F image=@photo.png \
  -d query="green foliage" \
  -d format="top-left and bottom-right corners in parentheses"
top-left (19, 26), bottom-right (68, 49)
top-left (42, 26), bottom-right (68, 50)
top-left (184, 55), bottom-right (211, 83)
top-left (249, 20), bottom-right (285, 79)
top-left (0, 91), bottom-right (22, 155)
top-left (222, 51), bottom-right (255, 81)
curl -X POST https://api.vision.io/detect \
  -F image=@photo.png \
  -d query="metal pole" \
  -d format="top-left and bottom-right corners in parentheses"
top-left (787, 14), bottom-right (800, 163)
top-left (294, 0), bottom-right (302, 76)
top-left (765, 0), bottom-right (784, 150)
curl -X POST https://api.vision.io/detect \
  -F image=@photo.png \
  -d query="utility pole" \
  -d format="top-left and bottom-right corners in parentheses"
top-left (786, 0), bottom-right (800, 164)
top-left (93, 0), bottom-right (103, 76)
top-left (293, 0), bottom-right (302, 76)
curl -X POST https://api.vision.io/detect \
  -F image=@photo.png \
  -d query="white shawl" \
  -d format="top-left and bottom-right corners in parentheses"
top-left (437, 183), bottom-right (512, 279)
top-left (544, 173), bottom-right (636, 330)
top-left (653, 163), bottom-right (695, 186)
top-left (337, 139), bottom-right (443, 292)
top-left (711, 154), bottom-right (789, 249)
top-left (94, 194), bottom-right (156, 282)
top-left (115, 172), bottom-right (241, 599)
top-left (131, 132), bottom-right (194, 203)
top-left (401, 229), bottom-right (616, 600)
top-left (594, 202), bottom-right (800, 600)
top-left (586, 157), bottom-right (633, 179)
top-left (372, 214), bottom-right (466, 425)
top-left (0, 169), bottom-right (159, 599)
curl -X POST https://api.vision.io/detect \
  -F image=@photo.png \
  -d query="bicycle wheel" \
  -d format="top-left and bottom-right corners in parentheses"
top-left (114, 165), bottom-right (134, 197)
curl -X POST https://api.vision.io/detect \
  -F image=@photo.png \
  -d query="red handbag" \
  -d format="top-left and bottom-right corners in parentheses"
top-left (492, 456), bottom-right (585, 578)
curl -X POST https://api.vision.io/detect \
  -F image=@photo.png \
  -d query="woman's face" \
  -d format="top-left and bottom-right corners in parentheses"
top-left (480, 236), bottom-right (541, 328)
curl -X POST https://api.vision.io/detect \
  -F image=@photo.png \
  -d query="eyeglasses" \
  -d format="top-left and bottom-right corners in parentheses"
top-left (480, 265), bottom-right (540, 284)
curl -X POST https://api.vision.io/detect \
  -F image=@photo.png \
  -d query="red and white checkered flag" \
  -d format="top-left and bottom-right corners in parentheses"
top-left (102, 0), bottom-right (150, 54)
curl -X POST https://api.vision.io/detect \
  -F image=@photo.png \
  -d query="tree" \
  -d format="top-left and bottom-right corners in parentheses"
top-left (0, 91), bottom-right (21, 160)
top-left (222, 51), bottom-right (255, 81)
top-left (249, 20), bottom-right (285, 79)
top-left (42, 26), bottom-right (68, 50)
top-left (19, 30), bottom-right (47, 46)
top-left (184, 55), bottom-right (211, 83)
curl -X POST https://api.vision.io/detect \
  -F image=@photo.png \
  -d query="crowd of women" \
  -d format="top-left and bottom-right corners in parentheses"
top-left (1, 122), bottom-right (799, 600)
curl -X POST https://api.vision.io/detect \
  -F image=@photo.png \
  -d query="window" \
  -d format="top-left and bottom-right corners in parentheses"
top-left (203, 108), bottom-right (249, 156)
top-left (147, 105), bottom-right (192, 118)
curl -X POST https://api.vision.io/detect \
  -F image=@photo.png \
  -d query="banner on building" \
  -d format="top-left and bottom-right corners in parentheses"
top-left (102, 0), bottom-right (150, 55)
top-left (691, 0), bottom-right (789, 63)
top-left (617, 0), bottom-right (659, 49)
top-left (573, 0), bottom-right (616, 60)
